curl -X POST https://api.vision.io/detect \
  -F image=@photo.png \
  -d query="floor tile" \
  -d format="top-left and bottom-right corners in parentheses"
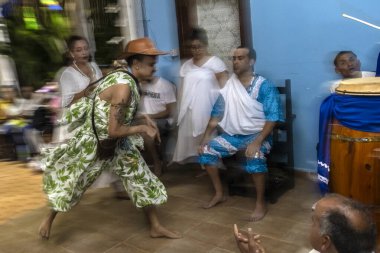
top-left (185, 222), bottom-right (231, 246)
top-left (154, 236), bottom-right (215, 253)
top-left (104, 243), bottom-right (148, 253)
top-left (125, 233), bottom-right (172, 252)
top-left (0, 161), bottom-right (322, 252)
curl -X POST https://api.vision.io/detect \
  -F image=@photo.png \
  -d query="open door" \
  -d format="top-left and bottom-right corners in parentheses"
top-left (175, 0), bottom-right (252, 69)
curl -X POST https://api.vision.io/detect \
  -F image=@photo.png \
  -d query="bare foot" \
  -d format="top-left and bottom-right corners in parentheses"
top-left (203, 195), bottom-right (226, 209)
top-left (39, 218), bottom-right (52, 239)
top-left (153, 161), bottom-right (162, 177)
top-left (115, 191), bottom-right (130, 200)
top-left (195, 171), bottom-right (208, 178)
top-left (39, 211), bottom-right (57, 240)
top-left (150, 225), bottom-right (182, 239)
top-left (249, 204), bottom-right (267, 222)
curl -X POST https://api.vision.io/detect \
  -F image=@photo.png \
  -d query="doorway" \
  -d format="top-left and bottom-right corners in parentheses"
top-left (175, 0), bottom-right (252, 69)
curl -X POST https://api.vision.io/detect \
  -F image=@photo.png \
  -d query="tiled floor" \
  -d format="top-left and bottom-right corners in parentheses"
top-left (0, 161), bottom-right (321, 253)
top-left (0, 162), bottom-right (45, 223)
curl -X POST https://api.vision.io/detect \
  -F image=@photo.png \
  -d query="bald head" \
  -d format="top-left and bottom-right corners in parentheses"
top-left (310, 194), bottom-right (376, 253)
top-left (320, 195), bottom-right (373, 230)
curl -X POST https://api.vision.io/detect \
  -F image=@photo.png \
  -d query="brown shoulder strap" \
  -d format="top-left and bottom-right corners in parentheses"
top-left (90, 68), bottom-right (140, 143)
top-left (88, 68), bottom-right (139, 88)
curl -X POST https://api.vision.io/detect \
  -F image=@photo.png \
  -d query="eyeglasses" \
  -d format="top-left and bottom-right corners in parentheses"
top-left (190, 45), bottom-right (204, 50)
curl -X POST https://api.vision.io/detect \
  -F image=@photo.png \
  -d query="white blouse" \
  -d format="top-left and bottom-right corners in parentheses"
top-left (59, 62), bottom-right (102, 107)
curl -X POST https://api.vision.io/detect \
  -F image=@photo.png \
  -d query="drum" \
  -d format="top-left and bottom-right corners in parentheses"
top-left (330, 121), bottom-right (380, 204)
top-left (335, 77), bottom-right (380, 95)
top-left (329, 121), bottom-right (380, 246)
top-left (331, 77), bottom-right (380, 248)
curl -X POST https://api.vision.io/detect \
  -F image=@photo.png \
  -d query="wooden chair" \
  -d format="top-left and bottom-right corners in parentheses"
top-left (224, 79), bottom-right (296, 204)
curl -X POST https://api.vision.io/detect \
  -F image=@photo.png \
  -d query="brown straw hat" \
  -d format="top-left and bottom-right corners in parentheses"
top-left (120, 37), bottom-right (167, 59)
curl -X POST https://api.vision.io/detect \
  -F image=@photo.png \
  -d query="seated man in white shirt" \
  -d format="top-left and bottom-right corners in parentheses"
top-left (330, 51), bottom-right (375, 93)
top-left (234, 194), bottom-right (377, 253)
top-left (138, 76), bottom-right (176, 176)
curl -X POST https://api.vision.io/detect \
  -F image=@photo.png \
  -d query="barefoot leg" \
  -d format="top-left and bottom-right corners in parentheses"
top-left (39, 210), bottom-right (58, 239)
top-left (203, 195), bottom-right (226, 209)
top-left (144, 206), bottom-right (182, 239)
top-left (251, 201), bottom-right (267, 222)
top-left (153, 160), bottom-right (162, 177)
top-left (112, 181), bottom-right (130, 200)
top-left (203, 165), bottom-right (225, 209)
top-left (250, 173), bottom-right (267, 221)
top-left (143, 133), bottom-right (163, 176)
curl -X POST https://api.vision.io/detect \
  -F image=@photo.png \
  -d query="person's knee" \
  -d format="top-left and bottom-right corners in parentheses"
top-left (245, 160), bottom-right (268, 174)
top-left (199, 153), bottom-right (219, 165)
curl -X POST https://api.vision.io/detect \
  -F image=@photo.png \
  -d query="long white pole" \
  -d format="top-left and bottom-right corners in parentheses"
top-left (342, 13), bottom-right (380, 30)
top-left (127, 0), bottom-right (138, 40)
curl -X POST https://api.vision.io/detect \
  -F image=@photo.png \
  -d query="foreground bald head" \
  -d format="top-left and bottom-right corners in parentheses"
top-left (309, 194), bottom-right (376, 253)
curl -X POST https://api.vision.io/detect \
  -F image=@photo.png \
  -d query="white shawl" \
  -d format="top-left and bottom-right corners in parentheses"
top-left (178, 67), bottom-right (220, 137)
top-left (218, 74), bottom-right (266, 135)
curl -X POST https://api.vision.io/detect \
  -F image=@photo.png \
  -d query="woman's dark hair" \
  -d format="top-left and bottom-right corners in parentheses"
top-left (67, 35), bottom-right (88, 51)
top-left (189, 27), bottom-right (208, 46)
top-left (63, 35), bottom-right (91, 66)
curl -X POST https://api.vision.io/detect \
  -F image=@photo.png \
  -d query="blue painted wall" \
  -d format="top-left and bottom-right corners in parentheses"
top-left (144, 0), bottom-right (380, 171)
top-left (250, 0), bottom-right (380, 171)
top-left (143, 0), bottom-right (181, 85)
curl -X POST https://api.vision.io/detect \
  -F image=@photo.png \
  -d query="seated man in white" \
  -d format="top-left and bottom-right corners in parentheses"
top-left (138, 76), bottom-right (176, 176)
top-left (198, 46), bottom-right (284, 221)
top-left (330, 51), bottom-right (375, 93)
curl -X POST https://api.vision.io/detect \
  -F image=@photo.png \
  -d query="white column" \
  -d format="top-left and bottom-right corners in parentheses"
top-left (121, 0), bottom-right (144, 42)
top-left (126, 0), bottom-right (138, 40)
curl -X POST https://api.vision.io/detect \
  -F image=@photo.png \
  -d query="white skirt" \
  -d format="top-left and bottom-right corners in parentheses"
top-left (172, 109), bottom-right (215, 164)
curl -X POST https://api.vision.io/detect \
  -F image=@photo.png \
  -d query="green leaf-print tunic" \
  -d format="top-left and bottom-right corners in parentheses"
top-left (41, 71), bottom-right (167, 212)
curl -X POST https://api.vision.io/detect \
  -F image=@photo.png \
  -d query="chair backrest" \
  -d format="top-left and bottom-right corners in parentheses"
top-left (268, 79), bottom-right (295, 169)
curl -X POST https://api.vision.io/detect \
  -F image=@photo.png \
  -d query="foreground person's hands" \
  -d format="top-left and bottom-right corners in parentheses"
top-left (234, 224), bottom-right (266, 253)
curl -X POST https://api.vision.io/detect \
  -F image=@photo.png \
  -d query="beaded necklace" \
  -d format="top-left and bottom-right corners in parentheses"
top-left (73, 61), bottom-right (97, 82)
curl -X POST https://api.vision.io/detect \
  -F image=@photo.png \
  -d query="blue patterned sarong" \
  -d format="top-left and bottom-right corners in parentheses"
top-left (199, 132), bottom-right (272, 173)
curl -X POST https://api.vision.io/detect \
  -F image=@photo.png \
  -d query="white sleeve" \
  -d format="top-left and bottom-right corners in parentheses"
top-left (160, 78), bottom-right (177, 104)
top-left (208, 56), bottom-right (227, 73)
top-left (60, 71), bottom-right (79, 107)
top-left (179, 59), bottom-right (192, 77)
top-left (54, 67), bottom-right (66, 82)
top-left (90, 62), bottom-right (103, 79)
top-left (329, 80), bottom-right (340, 93)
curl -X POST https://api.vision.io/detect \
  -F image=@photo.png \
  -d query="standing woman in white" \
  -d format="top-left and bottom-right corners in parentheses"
top-left (51, 35), bottom-right (102, 146)
top-left (172, 28), bottom-right (228, 164)
top-left (59, 35), bottom-right (102, 109)
top-left (56, 35), bottom-right (125, 198)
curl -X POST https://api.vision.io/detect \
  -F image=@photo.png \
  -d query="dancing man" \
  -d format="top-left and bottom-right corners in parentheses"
top-left (39, 38), bottom-right (181, 240)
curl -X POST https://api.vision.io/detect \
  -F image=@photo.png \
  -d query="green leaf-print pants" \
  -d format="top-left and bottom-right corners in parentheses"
top-left (41, 133), bottom-right (167, 212)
